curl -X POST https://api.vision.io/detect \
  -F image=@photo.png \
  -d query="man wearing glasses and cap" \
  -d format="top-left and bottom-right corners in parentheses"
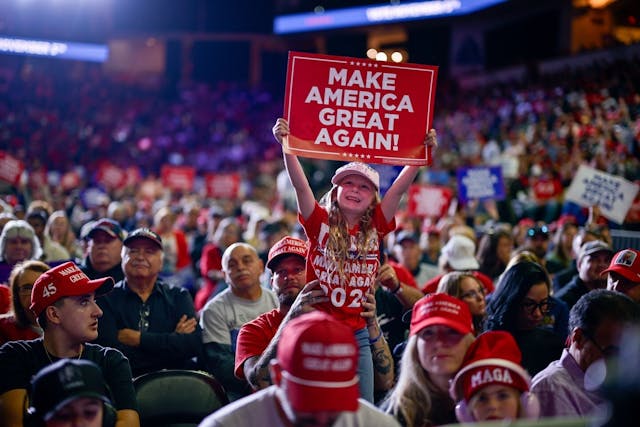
top-left (94, 228), bottom-right (202, 377)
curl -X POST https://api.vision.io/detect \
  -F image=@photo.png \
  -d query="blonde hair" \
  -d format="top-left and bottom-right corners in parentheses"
top-left (320, 186), bottom-right (380, 286)
top-left (381, 333), bottom-right (473, 426)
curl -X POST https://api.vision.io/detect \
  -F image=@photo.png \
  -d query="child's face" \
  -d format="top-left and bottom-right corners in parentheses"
top-left (469, 384), bottom-right (521, 421)
top-left (336, 174), bottom-right (376, 216)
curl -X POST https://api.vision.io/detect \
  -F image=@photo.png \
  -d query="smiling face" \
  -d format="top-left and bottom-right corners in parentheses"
top-left (335, 174), bottom-right (376, 219)
top-left (469, 384), bottom-right (521, 421)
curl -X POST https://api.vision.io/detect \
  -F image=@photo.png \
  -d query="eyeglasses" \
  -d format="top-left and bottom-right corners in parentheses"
top-left (139, 304), bottom-right (150, 332)
top-left (460, 289), bottom-right (485, 300)
top-left (583, 330), bottom-right (619, 358)
top-left (521, 299), bottom-right (552, 315)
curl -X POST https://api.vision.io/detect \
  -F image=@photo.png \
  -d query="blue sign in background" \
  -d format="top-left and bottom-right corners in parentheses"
top-left (456, 166), bottom-right (505, 203)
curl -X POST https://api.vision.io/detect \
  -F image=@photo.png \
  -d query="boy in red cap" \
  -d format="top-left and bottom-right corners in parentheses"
top-left (0, 261), bottom-right (139, 427)
top-left (449, 331), bottom-right (539, 422)
top-left (604, 248), bottom-right (640, 303)
top-left (200, 311), bottom-right (400, 427)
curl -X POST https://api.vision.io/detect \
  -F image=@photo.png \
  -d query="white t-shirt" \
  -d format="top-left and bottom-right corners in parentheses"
top-left (198, 386), bottom-right (401, 427)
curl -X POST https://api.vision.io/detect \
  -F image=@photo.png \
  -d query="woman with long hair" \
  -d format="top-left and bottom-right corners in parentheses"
top-left (486, 260), bottom-right (564, 376)
top-left (437, 271), bottom-right (487, 334)
top-left (380, 293), bottom-right (475, 426)
top-left (0, 260), bottom-right (49, 344)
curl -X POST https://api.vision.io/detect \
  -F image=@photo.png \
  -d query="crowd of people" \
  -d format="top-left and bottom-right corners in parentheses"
top-left (0, 47), bottom-right (639, 426)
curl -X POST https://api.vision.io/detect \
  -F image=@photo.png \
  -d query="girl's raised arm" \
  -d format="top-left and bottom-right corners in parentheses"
top-left (272, 118), bottom-right (316, 220)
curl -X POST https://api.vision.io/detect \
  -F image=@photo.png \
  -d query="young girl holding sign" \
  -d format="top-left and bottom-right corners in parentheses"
top-left (272, 117), bottom-right (436, 403)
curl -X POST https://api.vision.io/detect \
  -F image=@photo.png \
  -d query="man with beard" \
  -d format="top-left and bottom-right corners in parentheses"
top-left (235, 237), bottom-right (394, 396)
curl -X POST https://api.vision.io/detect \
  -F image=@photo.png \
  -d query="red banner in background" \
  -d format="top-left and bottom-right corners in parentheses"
top-left (97, 163), bottom-right (126, 190)
top-left (161, 165), bottom-right (195, 192)
top-left (0, 151), bottom-right (24, 186)
top-left (283, 51), bottom-right (437, 166)
top-left (407, 184), bottom-right (453, 218)
top-left (205, 173), bottom-right (241, 199)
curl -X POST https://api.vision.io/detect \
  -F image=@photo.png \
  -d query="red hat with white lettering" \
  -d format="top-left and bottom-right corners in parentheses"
top-left (30, 261), bottom-right (114, 317)
top-left (266, 236), bottom-right (308, 271)
top-left (410, 293), bottom-right (474, 337)
top-left (275, 311), bottom-right (359, 413)
top-left (449, 331), bottom-right (531, 402)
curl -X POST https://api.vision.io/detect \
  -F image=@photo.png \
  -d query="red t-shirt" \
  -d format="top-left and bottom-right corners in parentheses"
top-left (0, 316), bottom-right (41, 346)
top-left (300, 202), bottom-right (395, 331)
top-left (234, 309), bottom-right (285, 380)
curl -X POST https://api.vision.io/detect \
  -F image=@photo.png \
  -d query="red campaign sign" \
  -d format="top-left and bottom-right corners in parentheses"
top-left (205, 173), bottom-right (241, 199)
top-left (96, 163), bottom-right (126, 189)
top-left (60, 171), bottom-right (81, 191)
top-left (532, 177), bottom-right (562, 201)
top-left (407, 184), bottom-right (453, 218)
top-left (0, 151), bottom-right (25, 186)
top-left (161, 165), bottom-right (195, 192)
top-left (283, 51), bottom-right (438, 166)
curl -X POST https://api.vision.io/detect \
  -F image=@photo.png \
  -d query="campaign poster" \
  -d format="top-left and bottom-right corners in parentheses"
top-left (283, 51), bottom-right (438, 166)
top-left (161, 165), bottom-right (195, 192)
top-left (96, 163), bottom-right (126, 190)
top-left (0, 151), bottom-right (24, 186)
top-left (456, 166), bottom-right (505, 203)
top-left (407, 184), bottom-right (453, 218)
top-left (205, 173), bottom-right (241, 199)
top-left (565, 165), bottom-right (639, 224)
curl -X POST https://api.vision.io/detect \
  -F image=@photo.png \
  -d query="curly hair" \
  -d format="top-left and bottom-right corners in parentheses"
top-left (320, 186), bottom-right (380, 287)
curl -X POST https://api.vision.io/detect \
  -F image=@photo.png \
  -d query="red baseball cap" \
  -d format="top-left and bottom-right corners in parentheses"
top-left (450, 331), bottom-right (531, 402)
top-left (602, 249), bottom-right (640, 284)
top-left (277, 311), bottom-right (359, 413)
top-left (266, 236), bottom-right (307, 271)
top-left (30, 262), bottom-right (114, 317)
top-left (410, 293), bottom-right (474, 337)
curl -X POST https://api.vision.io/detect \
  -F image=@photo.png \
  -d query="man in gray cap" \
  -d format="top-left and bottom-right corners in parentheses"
top-left (556, 240), bottom-right (614, 309)
top-left (80, 218), bottom-right (127, 283)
